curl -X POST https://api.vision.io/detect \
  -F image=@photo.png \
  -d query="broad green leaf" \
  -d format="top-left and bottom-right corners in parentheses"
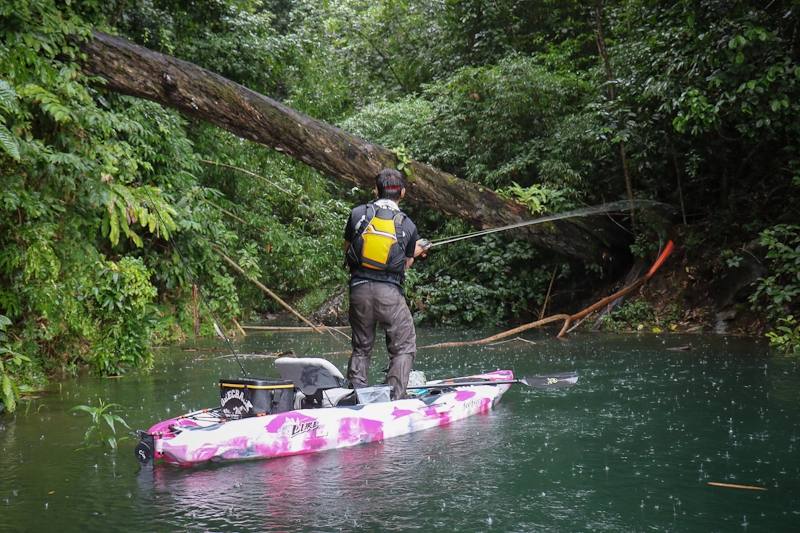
top-left (2, 375), bottom-right (16, 413)
top-left (103, 412), bottom-right (116, 434)
top-left (108, 203), bottom-right (120, 246)
top-left (0, 123), bottom-right (20, 160)
top-left (0, 79), bottom-right (16, 108)
top-left (113, 414), bottom-right (130, 430)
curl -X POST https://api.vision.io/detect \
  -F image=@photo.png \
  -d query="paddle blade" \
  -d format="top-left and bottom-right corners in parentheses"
top-left (521, 372), bottom-right (578, 388)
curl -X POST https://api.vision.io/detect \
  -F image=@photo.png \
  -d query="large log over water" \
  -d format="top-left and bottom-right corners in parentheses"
top-left (82, 31), bottom-right (630, 261)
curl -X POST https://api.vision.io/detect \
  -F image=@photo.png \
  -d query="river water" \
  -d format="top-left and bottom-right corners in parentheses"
top-left (1, 330), bottom-right (798, 531)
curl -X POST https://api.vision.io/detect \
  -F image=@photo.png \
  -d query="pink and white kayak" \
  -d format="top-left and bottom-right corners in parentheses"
top-left (135, 357), bottom-right (516, 467)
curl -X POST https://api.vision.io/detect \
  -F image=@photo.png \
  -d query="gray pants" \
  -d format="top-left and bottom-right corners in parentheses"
top-left (347, 280), bottom-right (416, 399)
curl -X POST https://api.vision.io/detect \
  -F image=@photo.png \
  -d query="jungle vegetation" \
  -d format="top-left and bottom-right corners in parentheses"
top-left (1, 0), bottom-right (798, 412)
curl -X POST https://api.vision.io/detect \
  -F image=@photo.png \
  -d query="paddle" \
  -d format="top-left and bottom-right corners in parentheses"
top-left (406, 371), bottom-right (578, 391)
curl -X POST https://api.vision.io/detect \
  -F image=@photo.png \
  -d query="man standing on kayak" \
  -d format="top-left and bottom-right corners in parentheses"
top-left (344, 168), bottom-right (430, 400)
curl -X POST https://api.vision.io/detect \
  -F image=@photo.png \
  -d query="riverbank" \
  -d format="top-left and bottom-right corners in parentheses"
top-left (600, 243), bottom-right (764, 338)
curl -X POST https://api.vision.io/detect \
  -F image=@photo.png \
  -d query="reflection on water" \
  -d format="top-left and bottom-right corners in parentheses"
top-left (1, 330), bottom-right (799, 531)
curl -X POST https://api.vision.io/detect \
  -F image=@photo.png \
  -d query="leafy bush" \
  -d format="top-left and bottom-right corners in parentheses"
top-left (599, 300), bottom-right (681, 333)
top-left (765, 316), bottom-right (800, 356)
top-left (0, 315), bottom-right (31, 414)
top-left (749, 224), bottom-right (800, 354)
top-left (188, 124), bottom-right (351, 310)
top-left (407, 233), bottom-right (552, 325)
top-left (87, 258), bottom-right (158, 375)
top-left (0, 0), bottom-right (203, 375)
top-left (599, 300), bottom-right (656, 332)
top-left (343, 55), bottom-right (593, 191)
top-left (498, 182), bottom-right (577, 215)
top-left (1, 0), bottom-right (341, 379)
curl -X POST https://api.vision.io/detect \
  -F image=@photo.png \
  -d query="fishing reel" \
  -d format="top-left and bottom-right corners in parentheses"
top-left (416, 238), bottom-right (432, 260)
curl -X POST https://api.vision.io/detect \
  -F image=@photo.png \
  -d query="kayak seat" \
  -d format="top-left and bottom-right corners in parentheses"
top-left (292, 388), bottom-right (356, 409)
top-left (275, 356), bottom-right (348, 396)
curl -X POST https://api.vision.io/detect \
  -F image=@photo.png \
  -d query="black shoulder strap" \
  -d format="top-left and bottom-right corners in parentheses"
top-left (393, 211), bottom-right (407, 240)
top-left (353, 203), bottom-right (375, 236)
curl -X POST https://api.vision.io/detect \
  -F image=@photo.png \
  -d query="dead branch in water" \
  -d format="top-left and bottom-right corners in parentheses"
top-left (242, 325), bottom-right (351, 332)
top-left (419, 241), bottom-right (675, 350)
top-left (419, 315), bottom-right (571, 349)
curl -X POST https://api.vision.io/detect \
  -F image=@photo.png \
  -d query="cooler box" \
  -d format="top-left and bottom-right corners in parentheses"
top-left (219, 378), bottom-right (295, 418)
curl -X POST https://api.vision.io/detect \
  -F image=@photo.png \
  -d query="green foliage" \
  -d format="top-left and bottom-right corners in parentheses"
top-left (0, 315), bottom-right (31, 414)
top-left (3, 0), bottom-right (800, 379)
top-left (749, 225), bottom-right (800, 317)
top-left (187, 124), bottom-right (351, 311)
top-left (344, 55), bottom-right (594, 191)
top-left (88, 258), bottom-right (158, 375)
top-left (765, 316), bottom-right (800, 356)
top-left (391, 145), bottom-right (415, 181)
top-left (0, 79), bottom-right (20, 160)
top-left (102, 183), bottom-right (178, 247)
top-left (749, 224), bottom-right (800, 354)
top-left (498, 182), bottom-right (576, 215)
top-left (0, 0), bottom-right (239, 376)
top-left (339, 97), bottom-right (436, 165)
top-left (407, 233), bottom-right (553, 325)
top-left (277, 0), bottom-right (445, 106)
top-left (599, 300), bottom-right (679, 333)
top-left (603, 1), bottom-right (800, 212)
top-left (0, 0), bottom-right (351, 382)
top-left (70, 400), bottom-right (131, 450)
top-left (117, 0), bottom-right (286, 96)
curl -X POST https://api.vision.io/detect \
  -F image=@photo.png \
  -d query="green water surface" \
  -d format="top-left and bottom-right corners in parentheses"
top-left (1, 330), bottom-right (798, 531)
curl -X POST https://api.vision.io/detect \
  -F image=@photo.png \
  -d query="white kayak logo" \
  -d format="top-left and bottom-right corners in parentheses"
top-left (290, 420), bottom-right (320, 437)
top-left (222, 389), bottom-right (253, 415)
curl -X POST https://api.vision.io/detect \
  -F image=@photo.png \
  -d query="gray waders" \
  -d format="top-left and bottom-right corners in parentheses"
top-left (347, 280), bottom-right (416, 399)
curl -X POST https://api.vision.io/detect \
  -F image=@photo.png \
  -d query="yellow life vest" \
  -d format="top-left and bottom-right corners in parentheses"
top-left (349, 204), bottom-right (407, 273)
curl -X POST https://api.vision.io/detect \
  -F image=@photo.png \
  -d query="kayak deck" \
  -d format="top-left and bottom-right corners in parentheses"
top-left (140, 369), bottom-right (514, 467)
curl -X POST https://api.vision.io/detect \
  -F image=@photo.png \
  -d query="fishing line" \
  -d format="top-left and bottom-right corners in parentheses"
top-left (430, 199), bottom-right (666, 248)
top-left (140, 187), bottom-right (249, 377)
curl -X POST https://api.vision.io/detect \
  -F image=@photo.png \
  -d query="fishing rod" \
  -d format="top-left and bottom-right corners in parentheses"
top-left (406, 371), bottom-right (578, 390)
top-left (428, 199), bottom-right (665, 248)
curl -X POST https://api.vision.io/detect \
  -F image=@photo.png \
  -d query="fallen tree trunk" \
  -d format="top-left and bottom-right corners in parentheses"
top-left (81, 31), bottom-right (631, 262)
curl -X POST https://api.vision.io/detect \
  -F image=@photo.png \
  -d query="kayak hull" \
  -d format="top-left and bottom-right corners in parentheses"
top-left (143, 370), bottom-right (513, 467)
